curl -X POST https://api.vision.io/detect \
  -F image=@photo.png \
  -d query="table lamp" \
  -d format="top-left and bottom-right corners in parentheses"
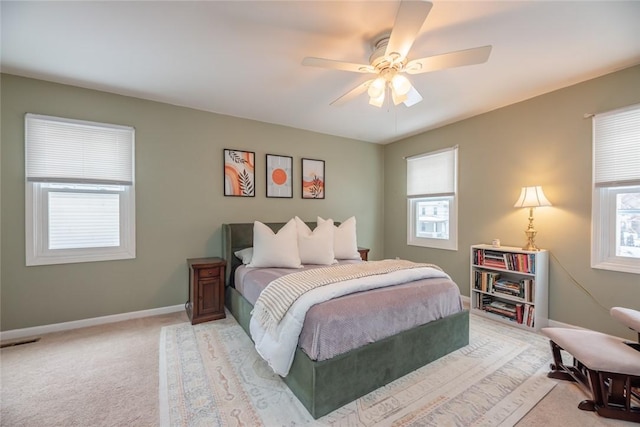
top-left (514, 186), bottom-right (552, 251)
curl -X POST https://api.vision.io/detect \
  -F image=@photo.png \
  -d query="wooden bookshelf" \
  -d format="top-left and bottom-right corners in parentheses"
top-left (470, 244), bottom-right (548, 331)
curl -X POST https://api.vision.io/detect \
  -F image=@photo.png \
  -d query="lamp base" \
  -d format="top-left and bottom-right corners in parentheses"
top-left (523, 229), bottom-right (539, 251)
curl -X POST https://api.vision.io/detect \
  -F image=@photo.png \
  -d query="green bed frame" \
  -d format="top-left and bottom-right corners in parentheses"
top-left (222, 222), bottom-right (470, 419)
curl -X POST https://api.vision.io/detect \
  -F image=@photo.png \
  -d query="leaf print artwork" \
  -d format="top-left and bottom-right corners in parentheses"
top-left (309, 175), bottom-right (322, 198)
top-left (302, 158), bottom-right (325, 199)
top-left (239, 170), bottom-right (254, 196)
top-left (228, 150), bottom-right (248, 164)
top-left (224, 149), bottom-right (255, 197)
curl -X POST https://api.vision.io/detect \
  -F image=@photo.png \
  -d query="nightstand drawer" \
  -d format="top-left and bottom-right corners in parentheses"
top-left (198, 267), bottom-right (220, 278)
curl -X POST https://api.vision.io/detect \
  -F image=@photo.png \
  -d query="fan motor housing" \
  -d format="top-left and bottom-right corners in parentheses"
top-left (369, 34), bottom-right (406, 72)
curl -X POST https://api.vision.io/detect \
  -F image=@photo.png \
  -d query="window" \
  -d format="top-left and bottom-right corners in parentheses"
top-left (406, 146), bottom-right (458, 250)
top-left (591, 104), bottom-right (640, 274)
top-left (25, 114), bottom-right (135, 266)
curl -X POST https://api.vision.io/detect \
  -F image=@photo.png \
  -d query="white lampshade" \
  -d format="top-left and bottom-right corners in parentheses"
top-left (514, 186), bottom-right (552, 208)
top-left (369, 91), bottom-right (385, 107)
top-left (391, 74), bottom-right (412, 96)
top-left (391, 89), bottom-right (408, 105)
top-left (367, 77), bottom-right (386, 99)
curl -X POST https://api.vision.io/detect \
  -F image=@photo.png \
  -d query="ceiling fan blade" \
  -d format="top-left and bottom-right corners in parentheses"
top-left (302, 57), bottom-right (375, 73)
top-left (403, 86), bottom-right (423, 107)
top-left (330, 80), bottom-right (373, 106)
top-left (385, 0), bottom-right (433, 60)
top-left (405, 45), bottom-right (492, 75)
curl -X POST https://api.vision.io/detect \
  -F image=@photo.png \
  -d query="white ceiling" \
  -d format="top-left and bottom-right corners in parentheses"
top-left (2, 1), bottom-right (640, 144)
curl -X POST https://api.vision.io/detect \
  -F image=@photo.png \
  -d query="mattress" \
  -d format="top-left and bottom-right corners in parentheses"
top-left (235, 263), bottom-right (463, 361)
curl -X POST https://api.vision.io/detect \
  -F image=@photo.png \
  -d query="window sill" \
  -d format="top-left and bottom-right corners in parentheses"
top-left (591, 260), bottom-right (640, 275)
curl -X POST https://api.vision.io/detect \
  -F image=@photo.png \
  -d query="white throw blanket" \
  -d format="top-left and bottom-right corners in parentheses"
top-left (252, 260), bottom-right (442, 333)
top-left (249, 264), bottom-right (451, 376)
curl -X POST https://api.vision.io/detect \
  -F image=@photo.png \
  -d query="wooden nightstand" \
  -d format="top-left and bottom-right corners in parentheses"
top-left (358, 247), bottom-right (370, 261)
top-left (186, 257), bottom-right (226, 325)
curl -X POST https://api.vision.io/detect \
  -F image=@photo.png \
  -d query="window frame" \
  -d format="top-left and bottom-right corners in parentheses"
top-left (406, 146), bottom-right (458, 251)
top-left (591, 185), bottom-right (640, 274)
top-left (590, 103), bottom-right (640, 275)
top-left (25, 114), bottom-right (136, 266)
top-left (407, 195), bottom-right (458, 250)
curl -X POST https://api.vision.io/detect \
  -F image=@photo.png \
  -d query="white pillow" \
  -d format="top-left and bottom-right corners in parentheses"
top-left (294, 216), bottom-right (337, 265)
top-left (234, 247), bottom-right (253, 265)
top-left (318, 216), bottom-right (361, 260)
top-left (248, 219), bottom-right (302, 268)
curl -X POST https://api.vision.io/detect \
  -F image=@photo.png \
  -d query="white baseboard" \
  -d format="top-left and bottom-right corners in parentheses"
top-left (0, 304), bottom-right (184, 342)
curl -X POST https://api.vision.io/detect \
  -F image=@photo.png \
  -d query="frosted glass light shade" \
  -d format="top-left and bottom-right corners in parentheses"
top-left (369, 91), bottom-right (385, 107)
top-left (391, 74), bottom-right (411, 96)
top-left (391, 89), bottom-right (408, 105)
top-left (367, 77), bottom-right (385, 99)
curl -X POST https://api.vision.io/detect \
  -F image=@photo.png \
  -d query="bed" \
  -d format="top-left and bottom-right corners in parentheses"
top-left (222, 220), bottom-right (469, 419)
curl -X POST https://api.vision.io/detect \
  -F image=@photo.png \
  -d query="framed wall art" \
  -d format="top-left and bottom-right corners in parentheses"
top-left (266, 154), bottom-right (293, 198)
top-left (223, 149), bottom-right (255, 197)
top-left (301, 158), bottom-right (325, 199)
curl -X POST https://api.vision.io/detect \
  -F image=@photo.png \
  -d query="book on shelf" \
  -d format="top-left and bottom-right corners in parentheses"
top-left (493, 278), bottom-right (523, 298)
top-left (484, 306), bottom-right (516, 320)
top-left (473, 270), bottom-right (501, 292)
top-left (525, 305), bottom-right (535, 327)
top-left (477, 294), bottom-right (493, 309)
top-left (473, 249), bottom-right (484, 265)
top-left (505, 253), bottom-right (536, 274)
top-left (520, 304), bottom-right (534, 326)
top-left (490, 278), bottom-right (536, 302)
top-left (473, 248), bottom-right (537, 274)
top-left (515, 303), bottom-right (524, 324)
top-left (481, 250), bottom-right (507, 269)
top-left (483, 300), bottom-right (517, 320)
top-left (522, 279), bottom-right (534, 302)
top-left (479, 297), bottom-right (531, 325)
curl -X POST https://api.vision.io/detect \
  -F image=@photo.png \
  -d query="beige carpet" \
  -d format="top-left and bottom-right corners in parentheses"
top-left (0, 311), bottom-right (635, 427)
top-left (1, 312), bottom-right (187, 427)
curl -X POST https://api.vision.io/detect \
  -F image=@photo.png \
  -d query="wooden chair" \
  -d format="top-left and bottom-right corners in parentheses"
top-left (541, 307), bottom-right (640, 422)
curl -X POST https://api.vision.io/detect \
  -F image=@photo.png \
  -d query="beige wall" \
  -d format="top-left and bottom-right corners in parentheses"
top-left (384, 64), bottom-right (640, 339)
top-left (0, 74), bottom-right (384, 331)
top-left (3, 66), bottom-right (639, 337)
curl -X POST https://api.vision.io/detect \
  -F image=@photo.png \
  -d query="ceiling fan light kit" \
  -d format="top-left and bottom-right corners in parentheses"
top-left (367, 69), bottom-right (413, 106)
top-left (367, 77), bottom-right (386, 99)
top-left (391, 74), bottom-right (412, 96)
top-left (369, 91), bottom-right (385, 107)
top-left (391, 88), bottom-right (408, 106)
top-left (302, 0), bottom-right (492, 109)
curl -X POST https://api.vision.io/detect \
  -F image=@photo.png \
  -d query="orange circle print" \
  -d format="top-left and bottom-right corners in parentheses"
top-left (271, 168), bottom-right (288, 185)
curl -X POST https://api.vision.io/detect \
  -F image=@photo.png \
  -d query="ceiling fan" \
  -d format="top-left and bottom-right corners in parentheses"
top-left (302, 0), bottom-right (492, 108)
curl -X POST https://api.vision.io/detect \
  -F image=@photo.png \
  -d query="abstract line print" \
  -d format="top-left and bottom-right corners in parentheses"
top-left (266, 154), bottom-right (293, 198)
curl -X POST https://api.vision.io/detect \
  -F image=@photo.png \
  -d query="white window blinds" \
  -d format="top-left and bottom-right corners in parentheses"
top-left (48, 190), bottom-right (121, 249)
top-left (407, 146), bottom-right (458, 197)
top-left (593, 104), bottom-right (640, 188)
top-left (25, 114), bottom-right (134, 185)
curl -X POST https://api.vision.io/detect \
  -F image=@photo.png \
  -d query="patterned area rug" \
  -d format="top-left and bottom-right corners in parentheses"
top-left (159, 313), bottom-right (555, 426)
